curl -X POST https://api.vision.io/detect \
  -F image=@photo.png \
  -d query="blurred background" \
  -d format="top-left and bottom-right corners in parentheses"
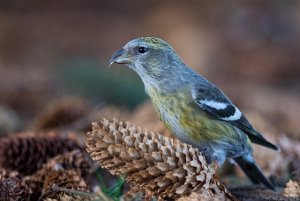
top-left (0, 0), bottom-right (299, 136)
top-left (1, 1), bottom-right (300, 198)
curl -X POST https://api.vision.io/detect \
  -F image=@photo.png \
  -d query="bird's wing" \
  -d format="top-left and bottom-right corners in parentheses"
top-left (192, 85), bottom-right (278, 150)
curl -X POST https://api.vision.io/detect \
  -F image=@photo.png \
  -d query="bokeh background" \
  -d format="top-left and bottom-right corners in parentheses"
top-left (1, 0), bottom-right (300, 140)
top-left (0, 0), bottom-right (300, 199)
top-left (0, 0), bottom-right (300, 133)
top-left (1, 1), bottom-right (300, 147)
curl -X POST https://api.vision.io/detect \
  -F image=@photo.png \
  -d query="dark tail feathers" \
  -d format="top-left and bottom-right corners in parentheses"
top-left (234, 156), bottom-right (275, 191)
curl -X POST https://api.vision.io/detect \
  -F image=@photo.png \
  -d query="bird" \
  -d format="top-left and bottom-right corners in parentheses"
top-left (109, 37), bottom-right (278, 190)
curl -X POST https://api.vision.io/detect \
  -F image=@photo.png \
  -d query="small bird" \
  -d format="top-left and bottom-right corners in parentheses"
top-left (110, 37), bottom-right (278, 190)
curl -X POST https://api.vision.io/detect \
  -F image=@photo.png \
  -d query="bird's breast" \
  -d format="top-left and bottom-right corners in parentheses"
top-left (146, 86), bottom-right (208, 143)
top-left (146, 85), bottom-right (240, 144)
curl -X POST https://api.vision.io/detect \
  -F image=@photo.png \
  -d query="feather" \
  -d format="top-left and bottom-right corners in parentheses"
top-left (192, 86), bottom-right (278, 151)
top-left (234, 156), bottom-right (276, 191)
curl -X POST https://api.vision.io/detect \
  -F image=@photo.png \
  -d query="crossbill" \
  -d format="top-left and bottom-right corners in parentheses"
top-left (110, 37), bottom-right (278, 190)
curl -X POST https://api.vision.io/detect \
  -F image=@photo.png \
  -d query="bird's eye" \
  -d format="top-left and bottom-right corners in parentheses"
top-left (138, 46), bottom-right (148, 54)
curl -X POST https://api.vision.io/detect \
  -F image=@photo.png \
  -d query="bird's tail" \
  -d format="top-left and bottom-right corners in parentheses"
top-left (234, 156), bottom-right (275, 191)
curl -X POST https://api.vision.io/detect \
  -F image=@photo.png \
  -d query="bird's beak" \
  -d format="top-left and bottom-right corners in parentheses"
top-left (109, 48), bottom-right (131, 67)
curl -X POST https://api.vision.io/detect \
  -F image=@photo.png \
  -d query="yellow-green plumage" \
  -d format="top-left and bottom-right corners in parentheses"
top-left (146, 85), bottom-right (242, 147)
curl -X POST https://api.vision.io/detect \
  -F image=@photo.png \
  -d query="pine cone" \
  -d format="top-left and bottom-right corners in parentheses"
top-left (44, 150), bottom-right (92, 176)
top-left (0, 168), bottom-right (19, 180)
top-left (42, 169), bottom-right (89, 200)
top-left (32, 97), bottom-right (90, 130)
top-left (0, 132), bottom-right (83, 175)
top-left (24, 150), bottom-right (92, 200)
top-left (86, 118), bottom-right (234, 200)
top-left (283, 180), bottom-right (300, 198)
top-left (26, 150), bottom-right (91, 188)
top-left (42, 193), bottom-right (85, 201)
top-left (0, 176), bottom-right (31, 201)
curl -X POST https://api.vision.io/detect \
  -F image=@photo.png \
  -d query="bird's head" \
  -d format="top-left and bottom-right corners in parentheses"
top-left (110, 37), bottom-right (185, 84)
